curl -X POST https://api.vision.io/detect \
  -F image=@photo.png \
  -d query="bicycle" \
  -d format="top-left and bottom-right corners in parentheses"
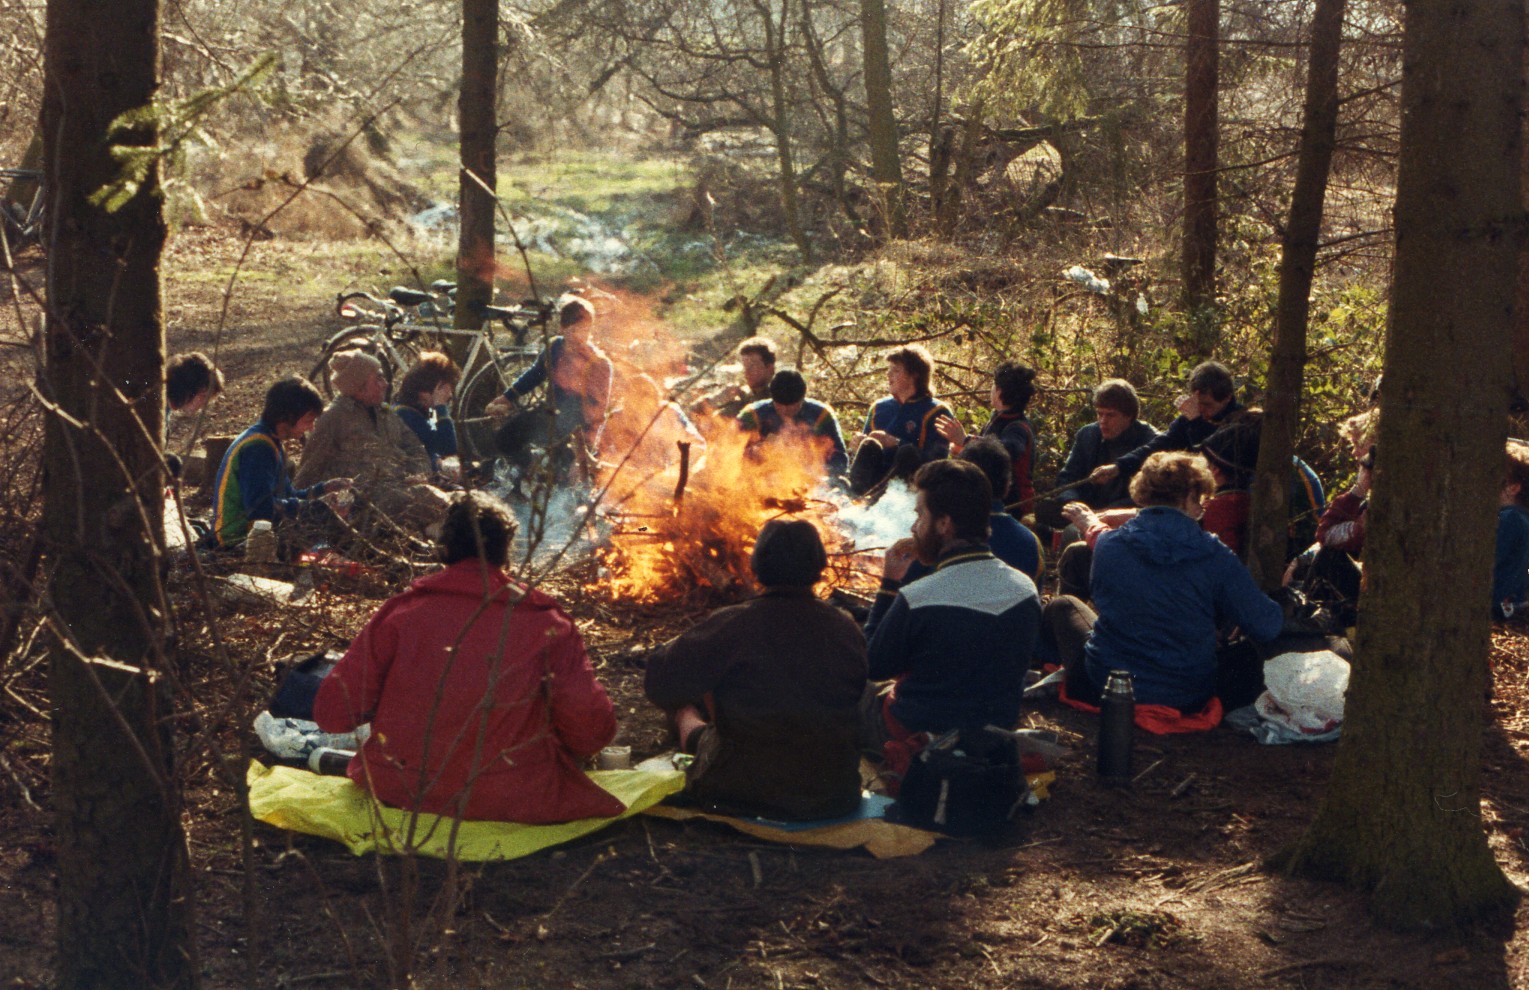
top-left (310, 282), bottom-right (555, 461)
top-left (1, 168), bottom-right (45, 258)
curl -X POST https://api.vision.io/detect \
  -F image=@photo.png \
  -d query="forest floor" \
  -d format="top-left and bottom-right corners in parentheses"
top-left (3, 230), bottom-right (1529, 989)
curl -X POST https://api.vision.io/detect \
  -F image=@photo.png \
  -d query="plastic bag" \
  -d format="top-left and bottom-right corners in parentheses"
top-left (1254, 650), bottom-right (1349, 736)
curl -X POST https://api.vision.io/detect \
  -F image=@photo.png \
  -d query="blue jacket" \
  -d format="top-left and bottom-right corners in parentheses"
top-left (1112, 399), bottom-right (1244, 478)
top-left (899, 501), bottom-right (1042, 585)
top-left (737, 398), bottom-right (849, 475)
top-left (980, 410), bottom-right (1037, 508)
top-left (866, 546), bottom-right (1040, 732)
top-left (396, 404), bottom-right (457, 471)
top-left (211, 421), bottom-right (326, 546)
top-left (1084, 506), bottom-right (1283, 709)
top-left (1055, 420), bottom-right (1160, 507)
top-left (503, 336), bottom-right (613, 435)
top-left (1494, 504), bottom-right (1529, 618)
top-left (863, 395), bottom-right (952, 463)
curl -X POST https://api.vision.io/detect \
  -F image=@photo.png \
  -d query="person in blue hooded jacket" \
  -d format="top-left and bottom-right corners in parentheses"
top-left (1494, 440), bottom-right (1529, 619)
top-left (1040, 451), bottom-right (1283, 711)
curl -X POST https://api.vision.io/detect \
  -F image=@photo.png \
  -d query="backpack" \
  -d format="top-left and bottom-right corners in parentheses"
top-left (887, 727), bottom-right (1027, 836)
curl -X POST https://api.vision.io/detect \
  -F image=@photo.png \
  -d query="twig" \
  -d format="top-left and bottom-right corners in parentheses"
top-left (541, 848), bottom-right (614, 923)
top-left (279, 971), bottom-right (354, 986)
top-left (1131, 758), bottom-right (1164, 785)
top-left (1170, 773), bottom-right (1197, 798)
top-left (1259, 958), bottom-right (1361, 979)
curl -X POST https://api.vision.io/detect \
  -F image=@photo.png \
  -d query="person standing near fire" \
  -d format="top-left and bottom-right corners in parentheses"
top-left (691, 337), bottom-right (776, 421)
top-left (485, 295), bottom-right (614, 485)
top-left (848, 345), bottom-right (954, 496)
top-left (860, 459), bottom-right (1041, 757)
top-left (736, 368), bottom-right (849, 480)
top-left (644, 518), bottom-right (868, 820)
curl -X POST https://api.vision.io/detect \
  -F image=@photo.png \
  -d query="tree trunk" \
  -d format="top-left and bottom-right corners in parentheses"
top-left (1181, 0), bottom-right (1219, 352)
top-left (454, 0), bottom-right (498, 353)
top-left (42, 0), bottom-right (196, 980)
top-left (860, 0), bottom-right (904, 238)
top-left (1514, 3), bottom-right (1529, 412)
top-left (1246, 0), bottom-right (1345, 590)
top-left (1273, 0), bottom-right (1524, 929)
top-left (764, 0), bottom-right (813, 264)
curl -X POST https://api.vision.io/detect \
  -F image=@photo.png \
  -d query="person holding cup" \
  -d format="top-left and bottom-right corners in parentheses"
top-left (1085, 361), bottom-right (1244, 491)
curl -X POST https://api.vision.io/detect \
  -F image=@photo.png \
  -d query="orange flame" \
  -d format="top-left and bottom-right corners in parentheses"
top-left (506, 288), bottom-right (880, 603)
top-left (593, 403), bottom-right (859, 603)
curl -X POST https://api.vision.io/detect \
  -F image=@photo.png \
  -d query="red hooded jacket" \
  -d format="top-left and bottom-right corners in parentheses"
top-left (314, 561), bottom-right (623, 823)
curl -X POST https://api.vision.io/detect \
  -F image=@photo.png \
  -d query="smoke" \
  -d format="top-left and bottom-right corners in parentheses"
top-left (830, 481), bottom-right (917, 552)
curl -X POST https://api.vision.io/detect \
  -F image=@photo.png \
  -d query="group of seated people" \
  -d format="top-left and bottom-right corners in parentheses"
top-left (184, 308), bottom-right (1529, 828)
top-left (309, 459), bottom-right (1042, 826)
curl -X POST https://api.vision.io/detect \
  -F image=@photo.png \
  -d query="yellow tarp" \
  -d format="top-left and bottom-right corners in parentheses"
top-left (641, 802), bottom-right (939, 859)
top-left (246, 760), bottom-right (686, 860)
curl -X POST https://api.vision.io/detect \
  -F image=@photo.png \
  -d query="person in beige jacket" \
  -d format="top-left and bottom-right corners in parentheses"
top-left (295, 350), bottom-right (447, 531)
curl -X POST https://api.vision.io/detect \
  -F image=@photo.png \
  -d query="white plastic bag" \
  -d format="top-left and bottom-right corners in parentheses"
top-left (1254, 650), bottom-right (1350, 736)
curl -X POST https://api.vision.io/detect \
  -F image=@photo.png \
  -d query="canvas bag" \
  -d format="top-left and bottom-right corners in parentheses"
top-left (887, 728), bottom-right (1027, 836)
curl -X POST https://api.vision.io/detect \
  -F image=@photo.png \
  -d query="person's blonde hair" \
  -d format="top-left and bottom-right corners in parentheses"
top-left (1506, 441), bottom-right (1529, 507)
top-left (1340, 409), bottom-right (1379, 454)
top-left (1130, 451), bottom-right (1216, 508)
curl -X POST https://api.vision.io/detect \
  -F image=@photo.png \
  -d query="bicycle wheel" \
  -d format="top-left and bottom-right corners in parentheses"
top-left (457, 349), bottom-right (538, 462)
top-left (310, 327), bottom-right (415, 399)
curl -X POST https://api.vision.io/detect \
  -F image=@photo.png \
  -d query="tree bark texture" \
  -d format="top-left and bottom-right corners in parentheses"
top-left (859, 0), bottom-right (904, 238)
top-left (455, 0), bottom-right (498, 347)
top-left (1515, 4), bottom-right (1529, 410)
top-left (1246, 0), bottom-right (1346, 590)
top-left (1275, 0), bottom-right (1524, 929)
top-left (42, 0), bottom-right (196, 981)
top-left (765, 0), bottom-right (813, 264)
top-left (1181, 0), bottom-right (1219, 343)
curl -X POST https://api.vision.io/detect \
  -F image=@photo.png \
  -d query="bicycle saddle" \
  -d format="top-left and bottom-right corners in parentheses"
top-left (388, 286), bottom-right (433, 307)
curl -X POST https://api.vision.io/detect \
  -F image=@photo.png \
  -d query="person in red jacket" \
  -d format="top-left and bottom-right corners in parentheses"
top-left (314, 491), bottom-right (623, 823)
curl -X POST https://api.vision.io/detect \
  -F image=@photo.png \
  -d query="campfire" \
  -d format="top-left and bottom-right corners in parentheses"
top-left (591, 397), bottom-right (884, 605)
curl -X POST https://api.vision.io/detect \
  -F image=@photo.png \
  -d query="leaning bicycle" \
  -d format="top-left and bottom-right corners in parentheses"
top-left (310, 282), bottom-right (555, 461)
top-left (1, 167), bottom-right (44, 259)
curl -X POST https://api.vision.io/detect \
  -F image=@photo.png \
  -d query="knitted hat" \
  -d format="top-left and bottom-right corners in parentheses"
top-left (329, 350), bottom-right (382, 397)
top-left (1198, 411), bottom-right (1262, 485)
top-left (751, 518), bottom-right (827, 587)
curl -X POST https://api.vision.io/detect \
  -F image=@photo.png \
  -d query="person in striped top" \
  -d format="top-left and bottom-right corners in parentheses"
top-left (211, 377), bottom-right (352, 548)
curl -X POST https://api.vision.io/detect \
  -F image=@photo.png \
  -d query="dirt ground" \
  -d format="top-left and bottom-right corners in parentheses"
top-left (2, 232), bottom-right (1529, 989)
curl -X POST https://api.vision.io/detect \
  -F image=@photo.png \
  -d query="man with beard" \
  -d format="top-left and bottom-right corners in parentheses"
top-left (859, 459), bottom-right (1041, 756)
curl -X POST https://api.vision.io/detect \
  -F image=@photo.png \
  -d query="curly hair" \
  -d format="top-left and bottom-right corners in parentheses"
top-left (1129, 451), bottom-right (1216, 508)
